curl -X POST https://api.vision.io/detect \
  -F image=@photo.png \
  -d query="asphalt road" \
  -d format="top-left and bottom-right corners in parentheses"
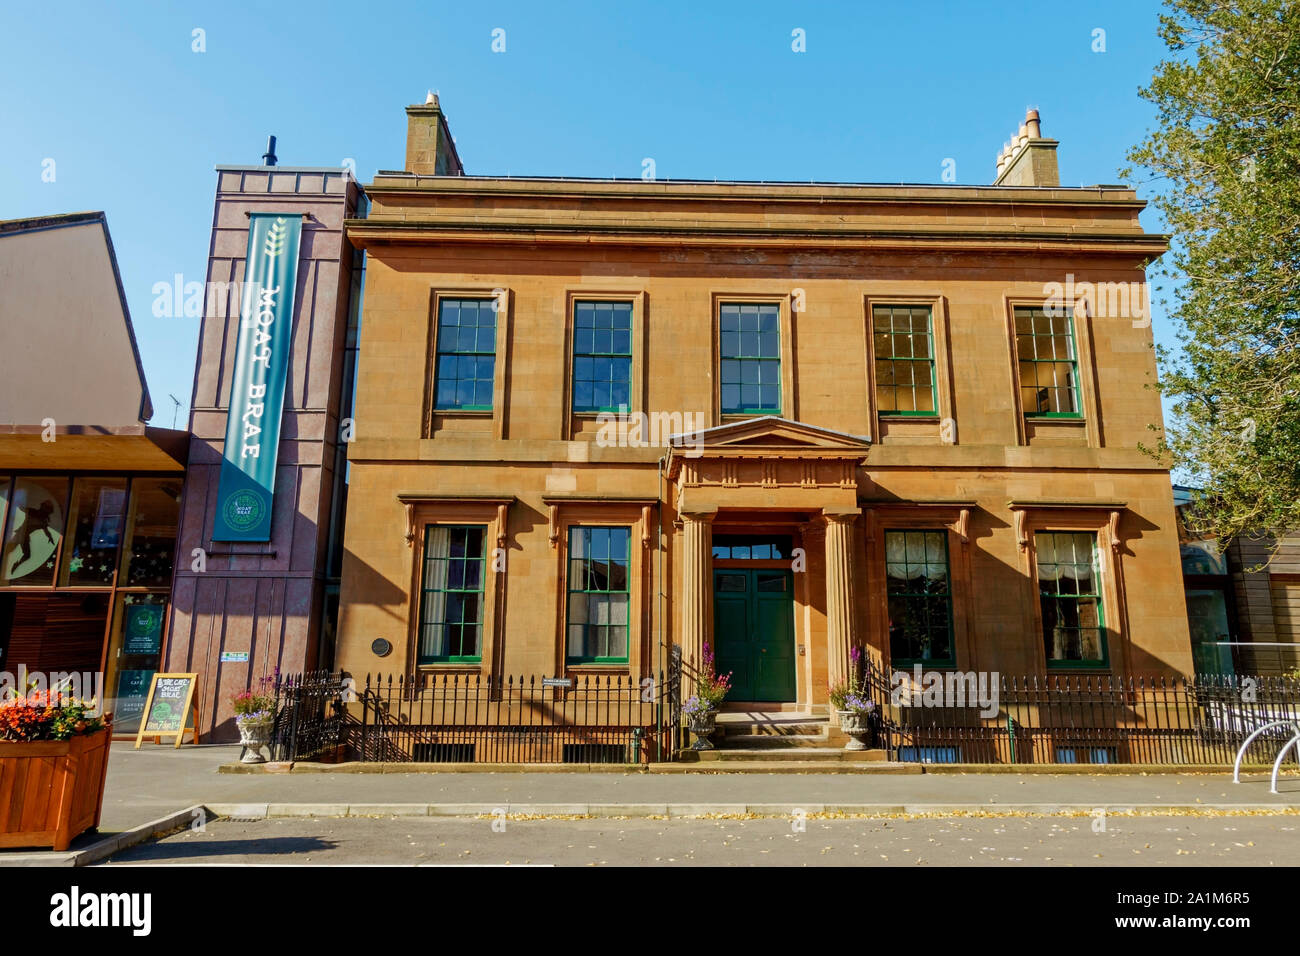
top-left (101, 813), bottom-right (1300, 867)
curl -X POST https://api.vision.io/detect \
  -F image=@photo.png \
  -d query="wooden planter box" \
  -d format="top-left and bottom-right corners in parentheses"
top-left (0, 725), bottom-right (112, 851)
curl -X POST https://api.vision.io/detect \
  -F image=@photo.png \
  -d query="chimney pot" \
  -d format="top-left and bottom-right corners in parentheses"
top-left (1025, 108), bottom-right (1042, 138)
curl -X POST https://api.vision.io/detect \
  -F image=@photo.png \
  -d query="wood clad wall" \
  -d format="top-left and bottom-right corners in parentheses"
top-left (163, 168), bottom-right (358, 741)
top-left (2, 594), bottom-right (108, 675)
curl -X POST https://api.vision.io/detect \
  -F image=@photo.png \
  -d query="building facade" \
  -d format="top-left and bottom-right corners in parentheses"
top-left (333, 100), bottom-right (1194, 710)
top-left (0, 212), bottom-right (187, 734)
top-left (162, 166), bottom-right (361, 739)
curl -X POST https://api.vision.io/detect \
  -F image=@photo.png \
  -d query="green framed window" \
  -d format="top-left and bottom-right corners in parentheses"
top-left (1015, 306), bottom-right (1081, 417)
top-left (566, 526), bottom-right (630, 663)
top-left (719, 302), bottom-right (781, 415)
top-left (572, 301), bottom-right (632, 412)
top-left (873, 305), bottom-right (936, 416)
top-left (1036, 531), bottom-right (1107, 667)
top-left (885, 530), bottom-right (955, 666)
top-left (434, 299), bottom-right (497, 411)
top-left (418, 525), bottom-right (487, 663)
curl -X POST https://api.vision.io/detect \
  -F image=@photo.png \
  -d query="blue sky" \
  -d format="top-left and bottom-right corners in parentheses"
top-left (2, 0), bottom-right (1175, 425)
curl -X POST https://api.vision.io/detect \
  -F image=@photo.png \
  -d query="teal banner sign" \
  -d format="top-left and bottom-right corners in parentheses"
top-left (212, 213), bottom-right (303, 541)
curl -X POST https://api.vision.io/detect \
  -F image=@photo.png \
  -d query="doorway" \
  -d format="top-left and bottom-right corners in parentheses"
top-left (712, 568), bottom-right (797, 702)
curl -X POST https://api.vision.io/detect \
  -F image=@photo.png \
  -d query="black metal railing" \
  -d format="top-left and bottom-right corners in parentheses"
top-left (353, 660), bottom-right (682, 764)
top-left (268, 670), bottom-right (349, 762)
top-left (856, 661), bottom-right (1300, 766)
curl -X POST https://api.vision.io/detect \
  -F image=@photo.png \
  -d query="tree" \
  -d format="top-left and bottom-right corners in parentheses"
top-left (1126, 0), bottom-right (1300, 544)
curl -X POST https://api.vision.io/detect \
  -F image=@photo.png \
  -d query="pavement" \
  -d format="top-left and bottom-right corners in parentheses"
top-left (7, 742), bottom-right (1299, 865)
top-left (98, 743), bottom-right (1300, 829)
top-left (101, 814), bottom-right (1300, 867)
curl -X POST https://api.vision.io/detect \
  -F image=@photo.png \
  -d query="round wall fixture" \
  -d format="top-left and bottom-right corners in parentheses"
top-left (371, 638), bottom-right (393, 658)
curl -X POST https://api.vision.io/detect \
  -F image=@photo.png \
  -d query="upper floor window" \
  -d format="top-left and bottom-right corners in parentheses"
top-left (566, 526), bottom-right (630, 663)
top-left (873, 305), bottom-right (936, 416)
top-left (719, 302), bottom-right (780, 415)
top-left (885, 529), bottom-right (954, 666)
top-left (1015, 306), bottom-right (1080, 417)
top-left (434, 298), bottom-right (497, 411)
top-left (418, 525), bottom-right (486, 663)
top-left (572, 301), bottom-right (632, 413)
top-left (1035, 531), bottom-right (1107, 667)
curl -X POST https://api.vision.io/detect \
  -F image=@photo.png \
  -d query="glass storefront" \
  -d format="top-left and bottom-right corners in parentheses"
top-left (103, 591), bottom-right (169, 734)
top-left (0, 473), bottom-right (181, 732)
top-left (1, 476), bottom-right (69, 586)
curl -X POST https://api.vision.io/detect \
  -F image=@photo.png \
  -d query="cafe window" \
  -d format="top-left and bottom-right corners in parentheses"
top-left (121, 479), bottom-right (182, 588)
top-left (566, 526), bottom-right (631, 663)
top-left (418, 525), bottom-right (487, 663)
top-left (104, 592), bottom-right (168, 735)
top-left (885, 530), bottom-right (955, 666)
top-left (60, 477), bottom-right (127, 587)
top-left (0, 476), bottom-right (69, 587)
top-left (1036, 531), bottom-right (1107, 666)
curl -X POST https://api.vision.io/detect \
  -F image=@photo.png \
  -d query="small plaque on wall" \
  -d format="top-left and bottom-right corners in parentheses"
top-left (371, 638), bottom-right (392, 658)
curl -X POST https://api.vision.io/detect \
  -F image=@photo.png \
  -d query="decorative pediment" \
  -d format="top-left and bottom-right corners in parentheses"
top-left (670, 416), bottom-right (870, 453)
top-left (666, 417), bottom-right (870, 490)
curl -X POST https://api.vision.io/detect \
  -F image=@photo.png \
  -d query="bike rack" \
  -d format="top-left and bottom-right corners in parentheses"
top-left (1232, 719), bottom-right (1300, 794)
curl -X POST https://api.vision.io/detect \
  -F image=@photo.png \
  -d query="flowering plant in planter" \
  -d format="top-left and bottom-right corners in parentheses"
top-left (694, 643), bottom-right (732, 711)
top-left (231, 690), bottom-right (275, 727)
top-left (231, 678), bottom-right (278, 764)
top-left (684, 644), bottom-right (732, 751)
top-left (0, 689), bottom-right (105, 742)
top-left (0, 687), bottom-right (112, 851)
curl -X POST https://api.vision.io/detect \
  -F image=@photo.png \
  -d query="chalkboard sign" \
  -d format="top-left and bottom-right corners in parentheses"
top-left (134, 673), bottom-right (199, 749)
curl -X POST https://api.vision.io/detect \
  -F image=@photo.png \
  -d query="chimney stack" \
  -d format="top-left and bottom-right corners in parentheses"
top-left (993, 108), bottom-right (1059, 187)
top-left (405, 91), bottom-right (464, 176)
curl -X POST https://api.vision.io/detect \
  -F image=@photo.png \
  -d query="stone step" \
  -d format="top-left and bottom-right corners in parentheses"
top-left (718, 720), bottom-right (830, 738)
top-left (656, 759), bottom-right (918, 774)
top-left (680, 747), bottom-right (890, 763)
top-left (719, 733), bottom-right (836, 748)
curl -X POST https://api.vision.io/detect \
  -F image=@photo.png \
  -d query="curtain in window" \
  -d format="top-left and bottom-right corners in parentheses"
top-left (420, 527), bottom-right (451, 659)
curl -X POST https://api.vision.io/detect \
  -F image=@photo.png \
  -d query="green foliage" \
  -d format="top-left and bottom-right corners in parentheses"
top-left (1125, 0), bottom-right (1300, 544)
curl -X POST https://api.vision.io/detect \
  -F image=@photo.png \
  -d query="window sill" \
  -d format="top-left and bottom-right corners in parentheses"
top-left (417, 661), bottom-right (483, 670)
top-left (890, 660), bottom-right (958, 671)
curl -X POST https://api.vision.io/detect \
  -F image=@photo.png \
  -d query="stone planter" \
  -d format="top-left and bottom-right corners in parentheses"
top-left (837, 709), bottom-right (873, 751)
top-left (237, 718), bottom-right (274, 763)
top-left (687, 709), bottom-right (718, 751)
top-left (0, 723), bottom-right (112, 851)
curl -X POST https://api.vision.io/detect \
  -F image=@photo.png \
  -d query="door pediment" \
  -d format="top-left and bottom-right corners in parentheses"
top-left (667, 417), bottom-right (869, 511)
top-left (670, 416), bottom-right (871, 456)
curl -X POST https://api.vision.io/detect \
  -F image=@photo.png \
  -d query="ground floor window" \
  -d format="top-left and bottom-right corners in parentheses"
top-left (418, 525), bottom-right (486, 663)
top-left (1036, 531), bottom-right (1107, 666)
top-left (885, 529), bottom-right (955, 666)
top-left (566, 526), bottom-right (630, 663)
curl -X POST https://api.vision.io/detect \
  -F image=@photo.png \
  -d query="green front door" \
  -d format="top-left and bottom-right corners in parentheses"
top-left (713, 569), bottom-right (797, 702)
